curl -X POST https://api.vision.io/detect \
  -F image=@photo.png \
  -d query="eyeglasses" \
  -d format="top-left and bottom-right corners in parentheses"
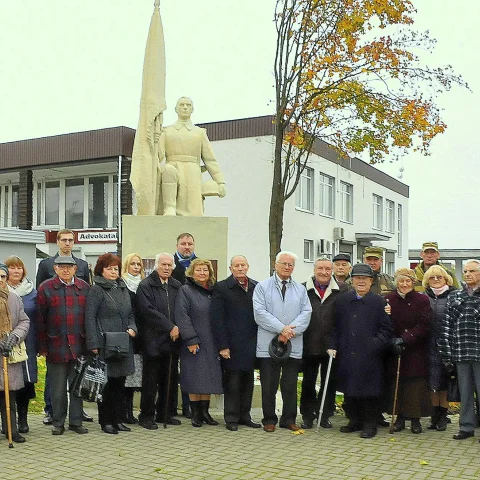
top-left (277, 262), bottom-right (295, 268)
top-left (59, 238), bottom-right (74, 243)
top-left (0, 274), bottom-right (7, 279)
top-left (429, 275), bottom-right (445, 281)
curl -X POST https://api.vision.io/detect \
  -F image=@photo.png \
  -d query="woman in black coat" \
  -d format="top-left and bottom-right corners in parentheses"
top-left (176, 259), bottom-right (223, 427)
top-left (423, 265), bottom-right (456, 431)
top-left (85, 254), bottom-right (137, 435)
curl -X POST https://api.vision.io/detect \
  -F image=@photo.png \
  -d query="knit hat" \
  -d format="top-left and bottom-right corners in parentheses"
top-left (0, 263), bottom-right (9, 277)
top-left (394, 268), bottom-right (416, 281)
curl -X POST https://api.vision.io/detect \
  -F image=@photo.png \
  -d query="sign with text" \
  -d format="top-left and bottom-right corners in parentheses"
top-left (76, 231), bottom-right (118, 243)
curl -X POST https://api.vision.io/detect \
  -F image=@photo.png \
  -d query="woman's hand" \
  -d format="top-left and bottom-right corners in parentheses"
top-left (126, 328), bottom-right (136, 338)
top-left (188, 344), bottom-right (200, 354)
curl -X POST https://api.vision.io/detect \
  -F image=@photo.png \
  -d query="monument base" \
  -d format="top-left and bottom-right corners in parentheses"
top-left (121, 215), bottom-right (229, 280)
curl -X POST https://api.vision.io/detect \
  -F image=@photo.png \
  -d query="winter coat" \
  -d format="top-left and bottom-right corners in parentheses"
top-left (36, 276), bottom-right (90, 363)
top-left (303, 276), bottom-right (348, 357)
top-left (17, 288), bottom-right (38, 384)
top-left (171, 253), bottom-right (196, 285)
top-left (136, 271), bottom-right (181, 357)
top-left (253, 274), bottom-right (312, 359)
top-left (85, 276), bottom-right (137, 378)
top-left (385, 290), bottom-right (432, 378)
top-left (414, 262), bottom-right (460, 292)
top-left (370, 272), bottom-right (395, 296)
top-left (438, 285), bottom-right (480, 362)
top-left (175, 278), bottom-right (223, 394)
top-left (330, 291), bottom-right (393, 397)
top-left (0, 292), bottom-right (30, 391)
top-left (36, 253), bottom-right (91, 288)
top-left (211, 275), bottom-right (258, 371)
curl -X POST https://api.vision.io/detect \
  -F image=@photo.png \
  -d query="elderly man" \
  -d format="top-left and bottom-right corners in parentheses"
top-left (136, 253), bottom-right (182, 430)
top-left (363, 246), bottom-right (395, 296)
top-left (253, 251), bottom-right (312, 432)
top-left (332, 253), bottom-right (352, 285)
top-left (328, 263), bottom-right (392, 438)
top-left (300, 257), bottom-right (349, 429)
top-left (414, 241), bottom-right (460, 292)
top-left (438, 259), bottom-right (480, 441)
top-left (159, 97), bottom-right (226, 216)
top-left (211, 255), bottom-right (260, 431)
top-left (36, 257), bottom-right (90, 435)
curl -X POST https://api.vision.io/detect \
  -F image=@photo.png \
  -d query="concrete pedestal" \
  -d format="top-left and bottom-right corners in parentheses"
top-left (121, 215), bottom-right (229, 280)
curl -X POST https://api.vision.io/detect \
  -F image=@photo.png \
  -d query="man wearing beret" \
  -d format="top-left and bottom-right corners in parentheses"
top-left (333, 253), bottom-right (352, 286)
top-left (414, 242), bottom-right (460, 293)
top-left (363, 246), bottom-right (395, 296)
top-left (36, 257), bottom-right (90, 435)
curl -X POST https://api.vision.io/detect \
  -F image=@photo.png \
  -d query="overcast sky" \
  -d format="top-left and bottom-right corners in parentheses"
top-left (1, 1), bottom-right (478, 251)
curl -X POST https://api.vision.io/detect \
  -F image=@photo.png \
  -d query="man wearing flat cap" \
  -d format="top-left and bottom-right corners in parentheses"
top-left (414, 242), bottom-right (460, 292)
top-left (36, 256), bottom-right (90, 436)
top-left (363, 246), bottom-right (395, 296)
top-left (333, 253), bottom-right (352, 285)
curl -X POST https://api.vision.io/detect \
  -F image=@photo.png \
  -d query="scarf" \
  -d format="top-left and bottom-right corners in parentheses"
top-left (123, 273), bottom-right (142, 293)
top-left (8, 276), bottom-right (34, 297)
top-left (0, 286), bottom-right (12, 337)
top-left (432, 285), bottom-right (449, 297)
top-left (177, 252), bottom-right (197, 269)
top-left (397, 290), bottom-right (407, 299)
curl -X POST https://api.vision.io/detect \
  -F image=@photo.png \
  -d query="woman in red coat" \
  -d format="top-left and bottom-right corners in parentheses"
top-left (385, 268), bottom-right (433, 434)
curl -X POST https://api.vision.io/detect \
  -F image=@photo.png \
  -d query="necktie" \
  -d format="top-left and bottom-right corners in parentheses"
top-left (281, 280), bottom-right (287, 300)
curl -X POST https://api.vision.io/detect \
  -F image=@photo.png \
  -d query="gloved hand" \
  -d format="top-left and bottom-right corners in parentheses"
top-left (2, 333), bottom-right (19, 355)
top-left (391, 337), bottom-right (404, 356)
top-left (443, 360), bottom-right (455, 375)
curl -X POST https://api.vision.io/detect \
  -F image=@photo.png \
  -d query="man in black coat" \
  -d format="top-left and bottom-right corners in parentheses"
top-left (171, 233), bottom-right (196, 285)
top-left (136, 253), bottom-right (182, 430)
top-left (211, 255), bottom-right (261, 431)
top-left (300, 257), bottom-right (348, 429)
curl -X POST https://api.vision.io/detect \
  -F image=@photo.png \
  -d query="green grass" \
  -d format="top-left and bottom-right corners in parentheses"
top-left (30, 356), bottom-right (46, 414)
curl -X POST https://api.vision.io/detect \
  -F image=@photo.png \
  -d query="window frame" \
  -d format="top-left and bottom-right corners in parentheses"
top-left (318, 173), bottom-right (335, 218)
top-left (339, 181), bottom-right (353, 223)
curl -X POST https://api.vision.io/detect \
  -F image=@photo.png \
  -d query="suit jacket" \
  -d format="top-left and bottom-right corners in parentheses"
top-left (36, 253), bottom-right (90, 288)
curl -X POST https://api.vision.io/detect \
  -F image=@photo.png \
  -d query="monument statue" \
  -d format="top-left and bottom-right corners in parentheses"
top-left (156, 97), bottom-right (227, 216)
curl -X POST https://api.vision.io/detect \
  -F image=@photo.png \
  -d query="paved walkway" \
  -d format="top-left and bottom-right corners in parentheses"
top-left (2, 406), bottom-right (480, 479)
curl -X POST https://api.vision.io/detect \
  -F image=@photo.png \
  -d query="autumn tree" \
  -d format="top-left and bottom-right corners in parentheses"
top-left (269, 0), bottom-right (467, 268)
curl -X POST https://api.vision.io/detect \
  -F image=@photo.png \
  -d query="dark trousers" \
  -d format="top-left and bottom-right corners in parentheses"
top-left (140, 354), bottom-right (178, 422)
top-left (98, 376), bottom-right (126, 427)
top-left (344, 395), bottom-right (380, 429)
top-left (0, 390), bottom-right (18, 436)
top-left (223, 368), bottom-right (255, 424)
top-left (47, 360), bottom-right (83, 427)
top-left (300, 355), bottom-right (337, 423)
top-left (44, 370), bottom-right (53, 415)
top-left (259, 357), bottom-right (301, 426)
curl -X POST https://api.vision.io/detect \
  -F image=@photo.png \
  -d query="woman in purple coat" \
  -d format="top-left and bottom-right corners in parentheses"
top-left (385, 268), bottom-right (433, 434)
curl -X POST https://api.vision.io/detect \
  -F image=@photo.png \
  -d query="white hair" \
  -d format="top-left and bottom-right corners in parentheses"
top-left (154, 252), bottom-right (175, 269)
top-left (275, 251), bottom-right (299, 263)
top-left (464, 259), bottom-right (480, 271)
top-left (230, 255), bottom-right (248, 265)
top-left (314, 256), bottom-right (333, 267)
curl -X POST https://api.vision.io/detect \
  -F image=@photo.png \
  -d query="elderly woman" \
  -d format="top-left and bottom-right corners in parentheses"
top-left (423, 265), bottom-right (456, 431)
top-left (175, 259), bottom-right (223, 427)
top-left (385, 268), bottom-right (433, 434)
top-left (0, 263), bottom-right (30, 443)
top-left (121, 253), bottom-right (145, 424)
top-left (85, 254), bottom-right (137, 435)
top-left (4, 256), bottom-right (37, 435)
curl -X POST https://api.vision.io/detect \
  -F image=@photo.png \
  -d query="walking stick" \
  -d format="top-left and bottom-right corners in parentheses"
top-left (163, 353), bottom-right (173, 429)
top-left (315, 354), bottom-right (333, 433)
top-left (389, 354), bottom-right (401, 434)
top-left (2, 355), bottom-right (14, 448)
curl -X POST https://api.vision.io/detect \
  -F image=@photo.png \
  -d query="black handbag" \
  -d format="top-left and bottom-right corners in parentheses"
top-left (447, 373), bottom-right (461, 402)
top-left (73, 355), bottom-right (107, 402)
top-left (104, 332), bottom-right (130, 360)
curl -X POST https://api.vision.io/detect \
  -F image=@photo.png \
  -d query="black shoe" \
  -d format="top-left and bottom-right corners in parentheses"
top-left (340, 423), bottom-right (362, 433)
top-left (360, 427), bottom-right (377, 438)
top-left (182, 406), bottom-right (192, 419)
top-left (301, 421), bottom-right (313, 429)
top-left (320, 419), bottom-right (333, 429)
top-left (238, 419), bottom-right (262, 428)
top-left (124, 413), bottom-right (138, 425)
top-left (139, 420), bottom-right (158, 430)
top-left (164, 417), bottom-right (181, 426)
top-left (393, 417), bottom-right (405, 432)
top-left (116, 423), bottom-right (131, 432)
top-left (102, 424), bottom-right (119, 434)
top-left (43, 413), bottom-right (53, 425)
top-left (68, 425), bottom-right (88, 434)
top-left (377, 415), bottom-right (389, 427)
top-left (18, 421), bottom-right (29, 434)
top-left (82, 411), bottom-right (94, 422)
top-left (190, 401), bottom-right (203, 427)
top-left (51, 425), bottom-right (65, 435)
top-left (436, 407), bottom-right (448, 431)
top-left (226, 423), bottom-right (238, 431)
top-left (411, 419), bottom-right (422, 434)
top-left (11, 433), bottom-right (26, 443)
top-left (453, 430), bottom-right (474, 440)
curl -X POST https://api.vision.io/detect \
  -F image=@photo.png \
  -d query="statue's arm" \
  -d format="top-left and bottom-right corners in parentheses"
top-left (201, 129), bottom-right (226, 197)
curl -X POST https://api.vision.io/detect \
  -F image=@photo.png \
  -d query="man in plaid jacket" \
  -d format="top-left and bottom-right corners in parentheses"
top-left (36, 256), bottom-right (90, 435)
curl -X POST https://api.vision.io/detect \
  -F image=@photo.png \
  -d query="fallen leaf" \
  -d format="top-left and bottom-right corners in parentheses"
top-left (291, 429), bottom-right (305, 435)
top-left (388, 437), bottom-right (396, 442)
top-left (419, 460), bottom-right (429, 465)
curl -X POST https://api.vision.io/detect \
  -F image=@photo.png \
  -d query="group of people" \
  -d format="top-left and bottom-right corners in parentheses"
top-left (1, 234), bottom-right (480, 444)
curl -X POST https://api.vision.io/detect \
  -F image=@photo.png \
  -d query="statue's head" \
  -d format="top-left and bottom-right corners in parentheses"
top-left (175, 97), bottom-right (194, 120)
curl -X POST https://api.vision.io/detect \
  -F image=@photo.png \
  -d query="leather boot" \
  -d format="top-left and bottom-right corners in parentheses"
top-left (436, 407), bottom-right (448, 431)
top-left (428, 406), bottom-right (440, 430)
top-left (200, 400), bottom-right (219, 426)
top-left (190, 401), bottom-right (203, 428)
top-left (162, 182), bottom-right (178, 216)
top-left (124, 390), bottom-right (138, 424)
top-left (17, 401), bottom-right (29, 434)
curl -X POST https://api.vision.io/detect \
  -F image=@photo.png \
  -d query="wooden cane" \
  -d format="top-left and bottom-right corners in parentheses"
top-left (2, 355), bottom-right (14, 448)
top-left (389, 354), bottom-right (401, 434)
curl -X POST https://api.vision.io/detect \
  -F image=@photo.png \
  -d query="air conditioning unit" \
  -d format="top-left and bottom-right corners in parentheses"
top-left (317, 239), bottom-right (332, 256)
top-left (333, 227), bottom-right (345, 240)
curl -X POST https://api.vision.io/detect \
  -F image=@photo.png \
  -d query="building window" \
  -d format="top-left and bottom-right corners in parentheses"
top-left (295, 167), bottom-right (314, 213)
top-left (319, 173), bottom-right (335, 217)
top-left (385, 251), bottom-right (395, 275)
top-left (66, 178), bottom-right (85, 229)
top-left (45, 181), bottom-right (60, 226)
top-left (397, 204), bottom-right (403, 256)
top-left (372, 194), bottom-right (383, 230)
top-left (36, 182), bottom-right (42, 226)
top-left (304, 239), bottom-right (314, 262)
top-left (0, 185), bottom-right (19, 228)
top-left (89, 177), bottom-right (109, 228)
top-left (339, 181), bottom-right (353, 223)
top-left (385, 199), bottom-right (395, 233)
